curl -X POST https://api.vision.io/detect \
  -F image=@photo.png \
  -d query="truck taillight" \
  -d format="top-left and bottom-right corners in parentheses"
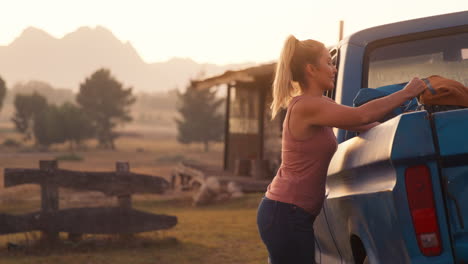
top-left (405, 165), bottom-right (442, 256)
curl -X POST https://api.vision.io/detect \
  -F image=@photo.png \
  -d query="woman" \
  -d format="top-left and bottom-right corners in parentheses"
top-left (256, 35), bottom-right (426, 264)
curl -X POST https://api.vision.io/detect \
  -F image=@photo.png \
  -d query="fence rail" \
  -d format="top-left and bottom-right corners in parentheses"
top-left (1, 160), bottom-right (177, 242)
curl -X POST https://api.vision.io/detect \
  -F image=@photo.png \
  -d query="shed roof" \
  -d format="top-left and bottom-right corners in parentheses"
top-left (192, 63), bottom-right (276, 90)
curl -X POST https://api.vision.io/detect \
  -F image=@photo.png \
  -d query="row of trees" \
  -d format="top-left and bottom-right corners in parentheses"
top-left (0, 70), bottom-right (225, 151)
top-left (12, 93), bottom-right (94, 149)
top-left (8, 69), bottom-right (135, 149)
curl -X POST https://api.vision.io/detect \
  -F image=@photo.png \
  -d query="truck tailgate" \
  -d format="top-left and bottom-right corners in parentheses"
top-left (432, 108), bottom-right (468, 261)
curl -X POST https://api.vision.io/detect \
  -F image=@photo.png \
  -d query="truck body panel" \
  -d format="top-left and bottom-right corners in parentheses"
top-left (433, 109), bottom-right (468, 261)
top-left (315, 10), bottom-right (468, 263)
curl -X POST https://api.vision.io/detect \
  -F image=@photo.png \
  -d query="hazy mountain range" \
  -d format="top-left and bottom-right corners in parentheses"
top-left (0, 26), bottom-right (256, 92)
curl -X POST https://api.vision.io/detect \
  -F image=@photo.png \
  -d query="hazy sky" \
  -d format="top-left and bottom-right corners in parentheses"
top-left (1, 0), bottom-right (467, 65)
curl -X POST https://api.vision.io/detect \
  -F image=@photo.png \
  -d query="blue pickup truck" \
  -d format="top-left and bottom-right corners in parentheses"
top-left (314, 11), bottom-right (468, 263)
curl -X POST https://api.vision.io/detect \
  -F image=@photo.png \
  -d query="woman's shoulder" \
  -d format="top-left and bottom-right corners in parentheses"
top-left (294, 95), bottom-right (335, 106)
top-left (321, 96), bottom-right (336, 103)
top-left (291, 95), bottom-right (333, 115)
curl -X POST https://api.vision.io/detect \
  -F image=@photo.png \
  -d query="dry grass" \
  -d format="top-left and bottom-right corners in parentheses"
top-left (0, 193), bottom-right (267, 264)
top-left (0, 122), bottom-right (268, 264)
top-left (0, 120), bottom-right (223, 191)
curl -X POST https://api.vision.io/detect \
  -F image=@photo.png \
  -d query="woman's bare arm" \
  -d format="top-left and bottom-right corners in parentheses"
top-left (341, 122), bottom-right (380, 132)
top-left (296, 78), bottom-right (426, 129)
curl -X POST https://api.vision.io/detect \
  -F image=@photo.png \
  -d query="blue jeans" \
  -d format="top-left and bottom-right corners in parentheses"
top-left (257, 196), bottom-right (317, 264)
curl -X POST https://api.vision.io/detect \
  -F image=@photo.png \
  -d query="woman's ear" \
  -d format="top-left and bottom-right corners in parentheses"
top-left (305, 64), bottom-right (317, 76)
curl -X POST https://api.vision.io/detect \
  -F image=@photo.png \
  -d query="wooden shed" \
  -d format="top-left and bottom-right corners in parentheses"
top-left (192, 63), bottom-right (285, 179)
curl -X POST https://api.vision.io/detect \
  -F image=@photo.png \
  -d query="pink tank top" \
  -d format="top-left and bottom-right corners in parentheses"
top-left (266, 95), bottom-right (338, 215)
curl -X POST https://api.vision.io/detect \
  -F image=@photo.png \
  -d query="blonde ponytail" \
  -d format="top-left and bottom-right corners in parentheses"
top-left (271, 35), bottom-right (299, 120)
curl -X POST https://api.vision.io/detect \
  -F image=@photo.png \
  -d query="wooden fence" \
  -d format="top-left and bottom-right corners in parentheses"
top-left (1, 160), bottom-right (177, 242)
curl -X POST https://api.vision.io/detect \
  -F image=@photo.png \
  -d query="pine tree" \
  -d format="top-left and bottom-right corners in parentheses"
top-left (176, 83), bottom-right (224, 152)
top-left (77, 68), bottom-right (136, 149)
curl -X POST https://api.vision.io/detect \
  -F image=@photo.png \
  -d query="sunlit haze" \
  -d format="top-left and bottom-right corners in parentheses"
top-left (1, 0), bottom-right (468, 65)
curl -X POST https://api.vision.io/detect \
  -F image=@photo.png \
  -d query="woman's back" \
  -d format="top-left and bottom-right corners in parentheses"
top-left (266, 95), bottom-right (337, 215)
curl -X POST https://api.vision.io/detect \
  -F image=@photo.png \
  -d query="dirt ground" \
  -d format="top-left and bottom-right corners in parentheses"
top-left (0, 121), bottom-right (224, 211)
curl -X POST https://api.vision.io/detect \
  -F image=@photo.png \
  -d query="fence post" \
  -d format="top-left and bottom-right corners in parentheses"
top-left (116, 162), bottom-right (132, 209)
top-left (116, 162), bottom-right (133, 239)
top-left (40, 160), bottom-right (59, 243)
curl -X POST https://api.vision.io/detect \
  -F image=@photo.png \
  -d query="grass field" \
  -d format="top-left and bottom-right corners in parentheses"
top-left (0, 122), bottom-right (269, 264)
top-left (0, 193), bottom-right (267, 264)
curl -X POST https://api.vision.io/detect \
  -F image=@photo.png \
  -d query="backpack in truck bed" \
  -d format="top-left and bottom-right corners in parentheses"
top-left (353, 75), bottom-right (468, 120)
top-left (419, 75), bottom-right (468, 113)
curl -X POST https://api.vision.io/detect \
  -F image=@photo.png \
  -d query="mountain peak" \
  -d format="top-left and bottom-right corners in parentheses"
top-left (21, 26), bottom-right (53, 37)
top-left (72, 25), bottom-right (114, 35)
top-left (11, 26), bottom-right (56, 46)
top-left (0, 26), bottom-right (254, 92)
top-left (63, 25), bottom-right (119, 42)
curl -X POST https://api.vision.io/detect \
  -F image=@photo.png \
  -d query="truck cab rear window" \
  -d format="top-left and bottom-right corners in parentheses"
top-left (367, 32), bottom-right (468, 88)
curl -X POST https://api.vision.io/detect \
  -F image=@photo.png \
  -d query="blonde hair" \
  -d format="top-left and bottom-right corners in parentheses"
top-left (270, 35), bottom-right (325, 119)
